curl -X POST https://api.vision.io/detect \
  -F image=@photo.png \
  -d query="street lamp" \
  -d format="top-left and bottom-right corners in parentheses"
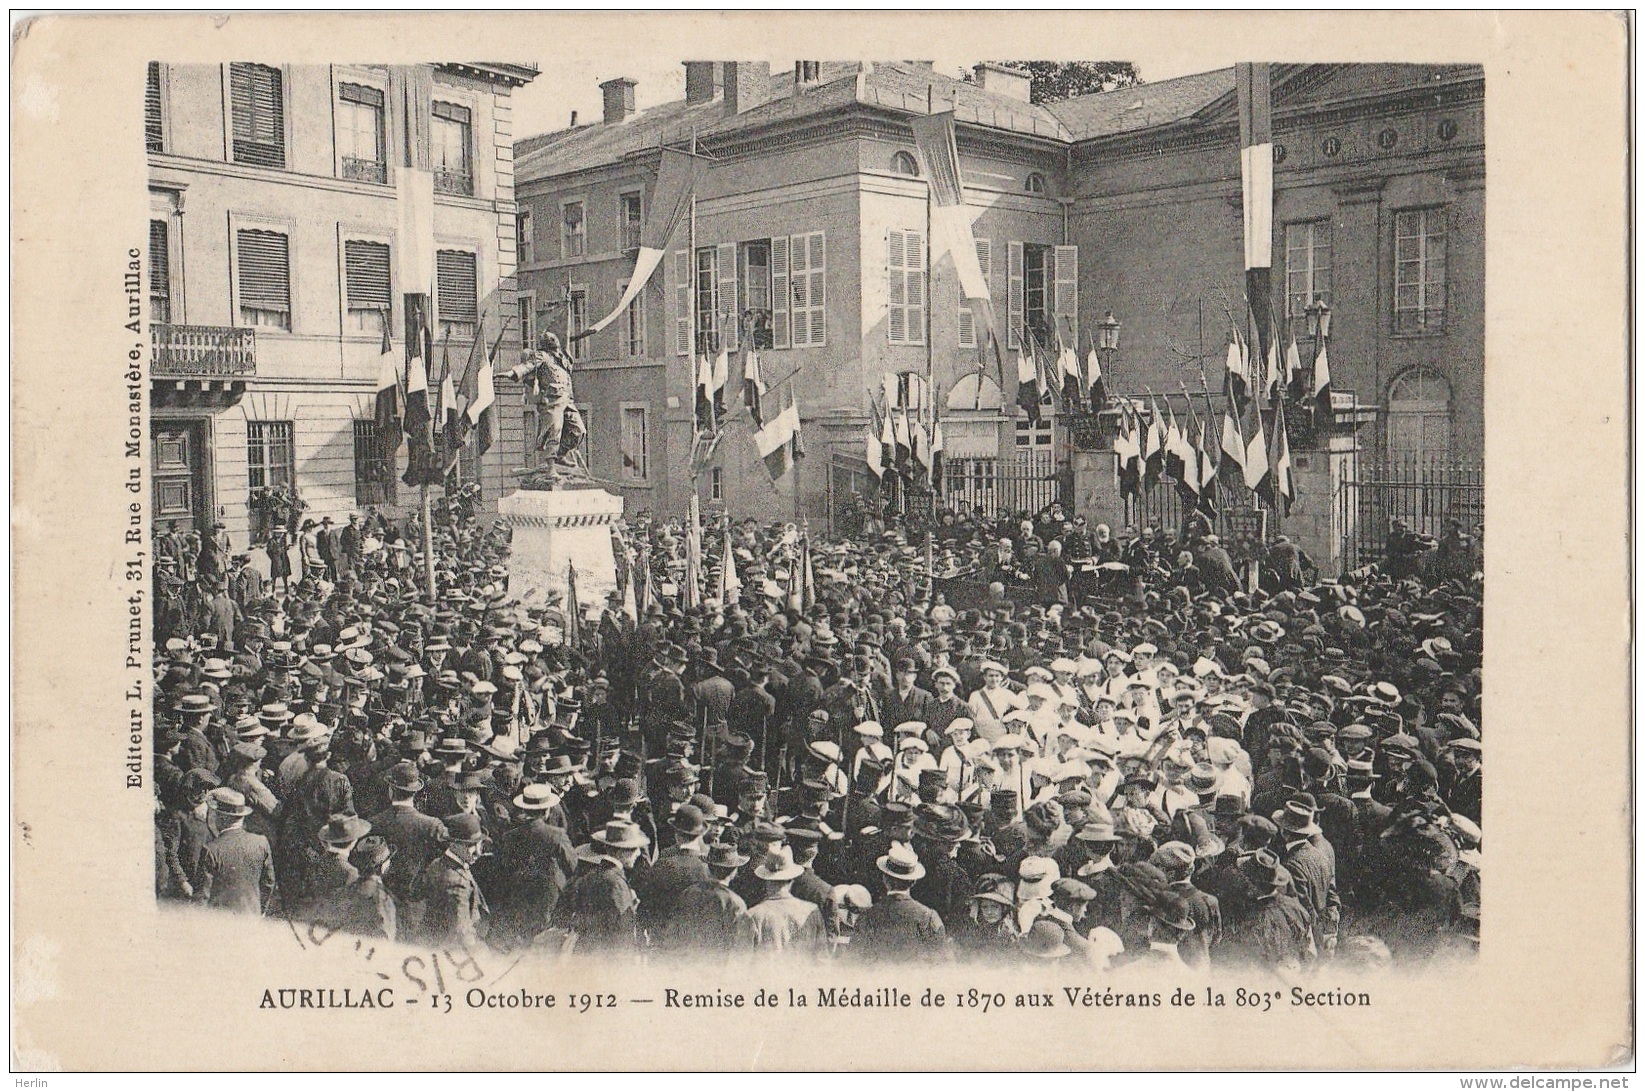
top-left (1097, 310), bottom-right (1121, 358)
top-left (1304, 294), bottom-right (1331, 351)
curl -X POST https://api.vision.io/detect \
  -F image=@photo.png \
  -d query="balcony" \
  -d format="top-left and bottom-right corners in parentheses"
top-left (340, 156), bottom-right (388, 185)
top-left (433, 167), bottom-right (474, 197)
top-left (152, 323), bottom-right (257, 378)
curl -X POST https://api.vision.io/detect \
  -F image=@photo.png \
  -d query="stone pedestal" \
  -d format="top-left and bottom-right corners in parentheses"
top-left (1286, 430), bottom-right (1358, 576)
top-left (496, 486), bottom-right (624, 613)
top-left (1072, 448), bottom-right (1124, 530)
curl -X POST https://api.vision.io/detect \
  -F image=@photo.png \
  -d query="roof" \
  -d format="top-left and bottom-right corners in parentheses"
top-left (437, 62), bottom-right (540, 89)
top-left (1045, 67), bottom-right (1235, 140)
top-left (517, 61), bottom-right (1071, 182)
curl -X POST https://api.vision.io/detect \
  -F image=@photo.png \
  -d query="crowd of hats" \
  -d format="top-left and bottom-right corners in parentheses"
top-left (150, 499), bottom-right (1482, 965)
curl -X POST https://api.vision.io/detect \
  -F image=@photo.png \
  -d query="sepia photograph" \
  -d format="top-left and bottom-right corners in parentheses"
top-left (9, 10), bottom-right (1631, 1073)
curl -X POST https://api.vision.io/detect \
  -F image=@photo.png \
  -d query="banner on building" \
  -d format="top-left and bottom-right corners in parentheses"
top-left (583, 147), bottom-right (705, 335)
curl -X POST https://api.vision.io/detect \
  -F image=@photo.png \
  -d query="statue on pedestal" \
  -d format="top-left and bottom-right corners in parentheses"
top-left (505, 331), bottom-right (589, 489)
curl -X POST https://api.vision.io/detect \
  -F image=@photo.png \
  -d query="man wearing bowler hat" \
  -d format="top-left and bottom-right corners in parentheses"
top-left (367, 760), bottom-right (446, 934)
top-left (415, 812), bottom-right (488, 948)
top-left (633, 803), bottom-right (712, 946)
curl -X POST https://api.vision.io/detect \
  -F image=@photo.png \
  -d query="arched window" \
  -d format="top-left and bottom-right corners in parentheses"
top-left (1387, 366), bottom-right (1452, 464)
top-left (1025, 171), bottom-right (1048, 195)
top-left (891, 151), bottom-right (920, 177)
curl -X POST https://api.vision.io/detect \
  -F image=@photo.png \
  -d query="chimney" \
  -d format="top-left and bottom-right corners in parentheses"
top-left (973, 61), bottom-right (1032, 104)
top-left (569, 110), bottom-right (578, 127)
top-left (684, 61), bottom-right (720, 104)
top-left (793, 61), bottom-right (821, 94)
top-left (599, 77), bottom-right (636, 124)
top-left (724, 61), bottom-right (771, 115)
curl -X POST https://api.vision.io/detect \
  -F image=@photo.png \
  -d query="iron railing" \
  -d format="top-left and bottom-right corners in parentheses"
top-left (341, 155), bottom-right (388, 184)
top-left (1337, 456), bottom-right (1483, 572)
top-left (433, 166), bottom-right (474, 197)
top-left (943, 455), bottom-right (1064, 521)
top-left (151, 323), bottom-right (257, 378)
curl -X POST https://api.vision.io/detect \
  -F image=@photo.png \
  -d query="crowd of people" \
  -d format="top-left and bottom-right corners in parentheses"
top-left (152, 491), bottom-right (1482, 970)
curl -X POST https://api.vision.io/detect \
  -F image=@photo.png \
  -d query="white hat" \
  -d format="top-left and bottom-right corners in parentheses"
top-left (1050, 658), bottom-right (1078, 674)
top-left (1132, 642), bottom-right (1159, 657)
top-left (1024, 666), bottom-right (1054, 682)
top-left (1025, 683), bottom-right (1059, 703)
top-left (897, 736), bottom-right (930, 753)
top-left (894, 721), bottom-right (928, 737)
top-left (852, 720), bottom-right (885, 738)
top-left (1075, 657), bottom-right (1103, 677)
top-left (980, 660), bottom-right (1009, 675)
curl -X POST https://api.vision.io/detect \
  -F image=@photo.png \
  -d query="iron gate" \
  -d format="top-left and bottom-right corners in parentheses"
top-left (1337, 457), bottom-right (1484, 572)
top-left (944, 455), bottom-right (1065, 521)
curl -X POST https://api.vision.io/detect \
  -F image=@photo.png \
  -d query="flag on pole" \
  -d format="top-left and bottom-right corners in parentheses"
top-left (711, 347), bottom-right (730, 423)
top-left (1177, 390), bottom-right (1203, 503)
top-left (583, 148), bottom-right (705, 335)
top-left (400, 298), bottom-right (439, 485)
top-left (438, 329), bottom-right (461, 469)
top-left (1198, 381), bottom-right (1221, 514)
top-left (460, 314), bottom-right (510, 458)
top-left (1142, 395), bottom-right (1165, 487)
top-left (1058, 340), bottom-right (1082, 409)
top-left (564, 560), bottom-right (583, 648)
top-left (683, 495), bottom-right (703, 609)
top-left (910, 111), bottom-right (998, 352)
top-left (1281, 321), bottom-right (1305, 404)
top-left (374, 313), bottom-right (403, 448)
top-left (754, 390), bottom-right (803, 484)
top-left (893, 407), bottom-right (912, 474)
top-left (1114, 403), bottom-right (1141, 499)
top-left (866, 406), bottom-right (884, 480)
top-left (1313, 341), bottom-right (1334, 423)
top-left (880, 408), bottom-right (898, 485)
top-left (930, 418), bottom-right (945, 495)
top-left (1086, 343), bottom-right (1106, 411)
top-left (694, 355), bottom-right (715, 434)
top-left (743, 348), bottom-right (766, 427)
top-left (1237, 61), bottom-right (1275, 374)
top-left (718, 525), bottom-right (740, 604)
top-left (1160, 394), bottom-right (1186, 484)
top-left (1015, 342), bottom-right (1040, 424)
top-left (1241, 387), bottom-right (1270, 492)
top-left (1266, 401), bottom-right (1295, 515)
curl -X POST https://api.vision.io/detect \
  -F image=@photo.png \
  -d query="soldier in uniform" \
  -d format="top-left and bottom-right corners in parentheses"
top-left (504, 331), bottom-right (586, 469)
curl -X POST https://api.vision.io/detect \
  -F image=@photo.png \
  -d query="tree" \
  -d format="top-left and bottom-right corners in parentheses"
top-left (982, 61), bottom-right (1140, 104)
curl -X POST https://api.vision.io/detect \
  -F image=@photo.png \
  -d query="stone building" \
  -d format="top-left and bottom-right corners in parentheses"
top-left (145, 61), bottom-right (537, 543)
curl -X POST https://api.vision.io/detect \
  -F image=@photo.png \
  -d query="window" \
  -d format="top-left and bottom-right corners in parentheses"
top-left (621, 191), bottom-right (644, 251)
top-left (958, 238), bottom-right (993, 349)
top-left (887, 229), bottom-right (927, 345)
top-left (435, 249), bottom-right (478, 340)
top-left (431, 101), bottom-right (473, 196)
top-left (891, 151), bottom-right (920, 176)
top-left (1285, 220), bottom-right (1332, 336)
top-left (149, 220), bottom-right (172, 323)
top-left (694, 246), bottom-right (720, 352)
top-left (710, 466), bottom-right (724, 502)
top-left (620, 405), bottom-right (649, 481)
top-left (1387, 367), bottom-right (1452, 463)
top-left (789, 231), bottom-right (826, 347)
top-left (353, 420), bottom-right (397, 506)
top-left (229, 63), bottom-right (285, 168)
top-left (517, 292), bottom-right (536, 354)
top-left (1025, 172), bottom-right (1047, 195)
top-left (624, 293), bottom-right (647, 357)
top-left (1007, 241), bottom-right (1076, 349)
top-left (145, 63), bottom-right (165, 153)
top-left (562, 201), bottom-right (586, 259)
top-left (246, 421), bottom-right (295, 489)
top-left (1394, 207), bottom-right (1447, 334)
top-left (235, 228), bottom-right (291, 330)
top-left (337, 83), bottom-right (386, 183)
top-left (344, 239), bottom-right (391, 335)
top-left (738, 241), bottom-right (773, 350)
top-left (516, 207), bottom-right (534, 265)
top-left (567, 287), bottom-right (588, 362)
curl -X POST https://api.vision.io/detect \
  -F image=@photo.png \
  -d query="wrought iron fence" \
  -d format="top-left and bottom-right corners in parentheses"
top-left (1337, 456), bottom-right (1484, 572)
top-left (151, 323), bottom-right (257, 377)
top-left (943, 455), bottom-right (1065, 521)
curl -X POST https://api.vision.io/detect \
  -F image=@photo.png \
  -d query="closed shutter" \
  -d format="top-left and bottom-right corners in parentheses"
top-left (145, 63), bottom-right (164, 152)
top-left (345, 240), bottom-right (391, 311)
top-left (435, 250), bottom-right (478, 323)
top-left (716, 242), bottom-right (739, 352)
top-left (791, 231), bottom-right (825, 347)
top-left (339, 82), bottom-right (383, 109)
top-left (149, 220), bottom-right (170, 305)
top-left (1053, 244), bottom-right (1079, 345)
top-left (672, 249), bottom-right (691, 355)
top-left (906, 231), bottom-right (925, 345)
top-left (1007, 240), bottom-right (1024, 349)
top-left (959, 238), bottom-right (991, 349)
top-left (236, 229), bottom-right (290, 311)
top-left (229, 63), bottom-right (285, 167)
top-left (770, 236), bottom-right (790, 349)
top-left (887, 231), bottom-right (907, 344)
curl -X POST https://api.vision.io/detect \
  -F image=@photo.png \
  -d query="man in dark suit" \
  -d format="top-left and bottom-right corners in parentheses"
top-left (557, 820), bottom-right (648, 955)
top-left (668, 843), bottom-right (751, 955)
top-left (367, 761), bottom-right (448, 935)
top-left (488, 783), bottom-right (578, 945)
top-left (1276, 795), bottom-right (1340, 955)
top-left (1150, 841), bottom-right (1221, 969)
top-left (197, 789), bottom-right (277, 915)
top-left (878, 657), bottom-right (934, 736)
top-left (316, 517), bottom-right (338, 582)
top-left (633, 804), bottom-right (712, 947)
top-left (414, 813), bottom-right (487, 948)
top-left (849, 843), bottom-right (950, 963)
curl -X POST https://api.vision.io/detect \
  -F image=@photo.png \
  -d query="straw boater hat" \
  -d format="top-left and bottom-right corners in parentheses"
top-left (754, 846), bottom-right (806, 882)
top-left (591, 819), bottom-right (649, 851)
top-left (512, 783), bottom-right (560, 812)
top-left (876, 841), bottom-right (925, 882)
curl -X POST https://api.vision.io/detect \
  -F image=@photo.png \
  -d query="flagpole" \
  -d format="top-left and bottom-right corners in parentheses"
top-left (924, 86), bottom-right (936, 526)
top-left (687, 126), bottom-right (702, 510)
top-left (409, 296), bottom-right (437, 603)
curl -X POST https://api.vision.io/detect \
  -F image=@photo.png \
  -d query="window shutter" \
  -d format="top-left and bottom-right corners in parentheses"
top-left (770, 236), bottom-right (790, 349)
top-left (339, 82), bottom-right (384, 109)
top-left (887, 231), bottom-right (907, 344)
top-left (907, 231), bottom-right (925, 346)
top-left (716, 242), bottom-right (739, 351)
top-left (344, 240), bottom-right (391, 311)
top-left (230, 63), bottom-right (285, 167)
top-left (672, 249), bottom-right (691, 355)
top-left (435, 250), bottom-right (478, 323)
top-left (145, 63), bottom-right (164, 152)
top-left (236, 229), bottom-right (290, 311)
top-left (791, 231), bottom-right (825, 347)
top-left (149, 220), bottom-right (170, 300)
top-left (1053, 244), bottom-right (1078, 345)
top-left (1007, 240), bottom-right (1024, 349)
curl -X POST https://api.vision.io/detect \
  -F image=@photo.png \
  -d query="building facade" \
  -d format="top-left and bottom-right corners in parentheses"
top-left (514, 61), bottom-right (1484, 531)
top-left (145, 61), bottom-right (537, 544)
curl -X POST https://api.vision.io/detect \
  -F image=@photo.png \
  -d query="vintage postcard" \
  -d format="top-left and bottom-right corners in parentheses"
top-left (10, 10), bottom-right (1633, 1072)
